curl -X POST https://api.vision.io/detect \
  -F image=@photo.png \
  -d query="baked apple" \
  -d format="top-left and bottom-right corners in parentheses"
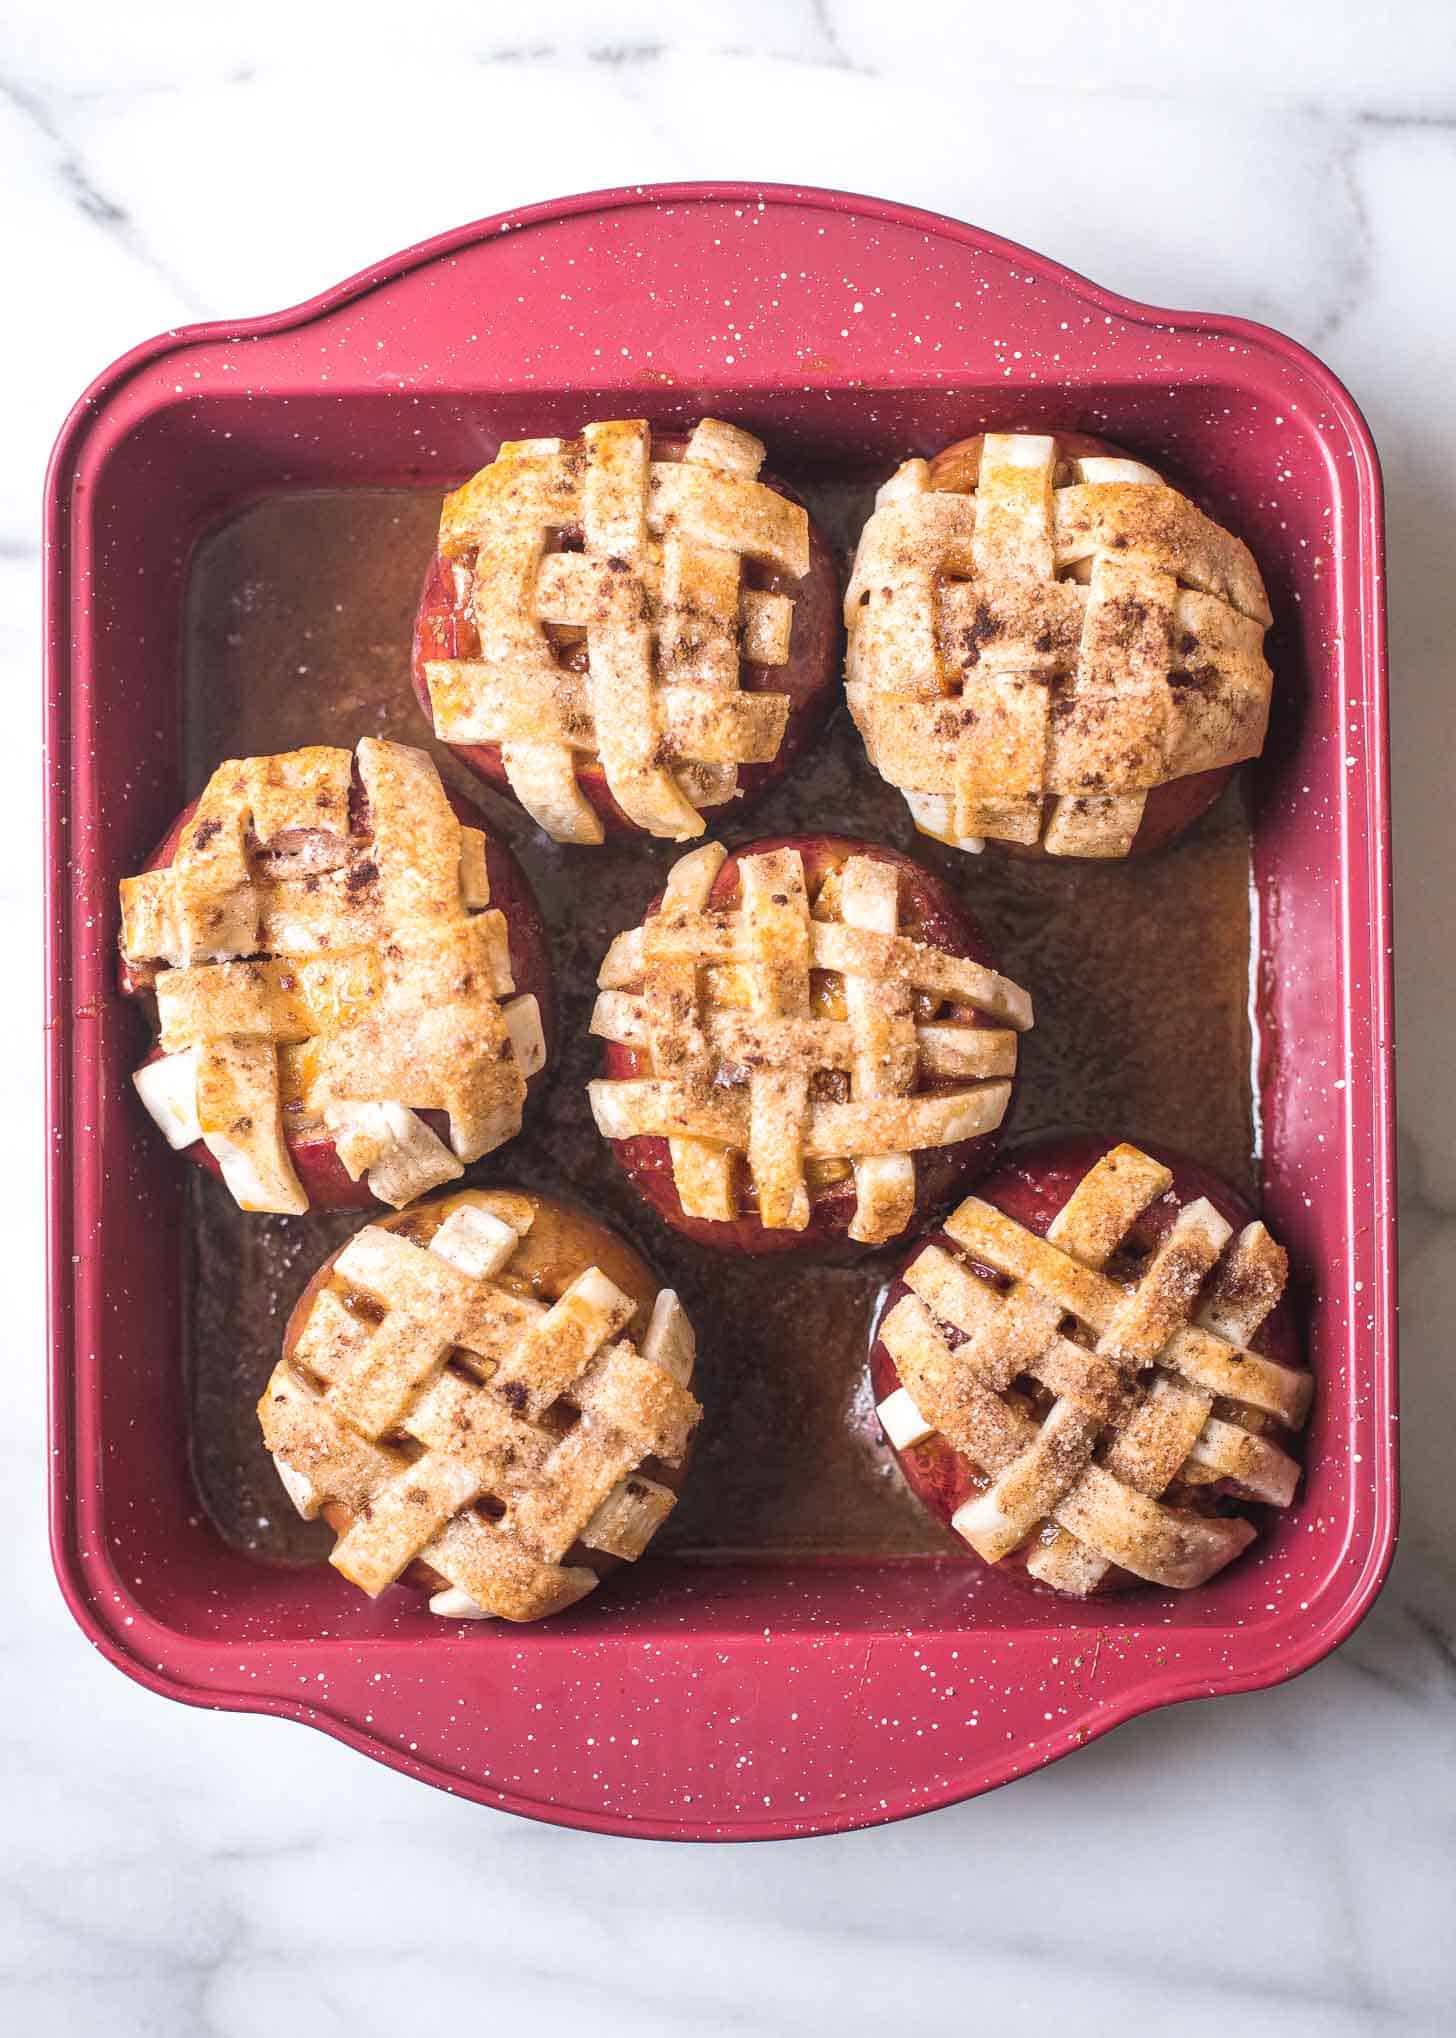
top-left (870, 1136), bottom-right (1311, 1595)
top-left (259, 1187), bottom-right (701, 1622)
top-left (119, 737), bottom-right (554, 1215)
top-left (412, 416), bottom-right (840, 844)
top-left (846, 429), bottom-right (1274, 859)
top-left (588, 833), bottom-right (1033, 1257)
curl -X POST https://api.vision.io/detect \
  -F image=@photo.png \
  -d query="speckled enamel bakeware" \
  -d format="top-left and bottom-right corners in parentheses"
top-left (44, 183), bottom-right (1395, 1839)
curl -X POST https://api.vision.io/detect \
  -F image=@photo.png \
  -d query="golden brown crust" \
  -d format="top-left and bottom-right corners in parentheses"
top-left (261, 1188), bottom-right (701, 1622)
top-left (875, 1142), bottom-right (1310, 1593)
top-left (423, 418), bottom-right (813, 843)
top-left (587, 840), bottom-right (1032, 1244)
top-left (119, 739), bottom-right (544, 1214)
top-left (845, 435), bottom-right (1274, 858)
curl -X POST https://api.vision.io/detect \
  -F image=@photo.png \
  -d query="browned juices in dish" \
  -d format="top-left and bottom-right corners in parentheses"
top-left (181, 484), bottom-right (1255, 1564)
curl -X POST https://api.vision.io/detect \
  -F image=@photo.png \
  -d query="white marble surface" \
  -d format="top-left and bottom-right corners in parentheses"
top-left (6, 2), bottom-right (1455, 2031)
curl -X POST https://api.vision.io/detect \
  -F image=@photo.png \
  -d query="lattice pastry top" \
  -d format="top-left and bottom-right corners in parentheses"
top-left (422, 417), bottom-right (812, 844)
top-left (120, 738), bottom-right (545, 1215)
top-left (259, 1192), bottom-right (701, 1622)
top-left (845, 433), bottom-right (1274, 857)
top-left (588, 840), bottom-right (1033, 1244)
top-left (875, 1142), bottom-right (1310, 1593)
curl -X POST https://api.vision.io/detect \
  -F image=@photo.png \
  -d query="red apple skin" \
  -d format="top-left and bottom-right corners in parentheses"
top-left (410, 434), bottom-right (842, 838)
top-left (599, 833), bottom-right (1022, 1260)
top-left (281, 1186), bottom-right (685, 1604)
top-left (868, 1135), bottom-right (1305, 1591)
top-left (923, 430), bottom-right (1245, 860)
top-left (121, 785), bottom-right (556, 1212)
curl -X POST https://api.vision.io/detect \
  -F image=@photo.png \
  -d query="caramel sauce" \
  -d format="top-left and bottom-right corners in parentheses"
top-left (182, 486), bottom-right (1254, 1564)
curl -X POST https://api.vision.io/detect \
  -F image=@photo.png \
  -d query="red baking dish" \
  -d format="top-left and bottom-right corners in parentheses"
top-left (44, 183), bottom-right (1394, 1839)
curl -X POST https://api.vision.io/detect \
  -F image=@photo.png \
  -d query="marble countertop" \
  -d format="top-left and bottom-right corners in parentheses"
top-left (8, 1), bottom-right (1454, 2031)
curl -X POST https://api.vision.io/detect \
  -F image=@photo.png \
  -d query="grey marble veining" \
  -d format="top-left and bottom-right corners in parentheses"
top-left (7, 1), bottom-right (1454, 2031)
